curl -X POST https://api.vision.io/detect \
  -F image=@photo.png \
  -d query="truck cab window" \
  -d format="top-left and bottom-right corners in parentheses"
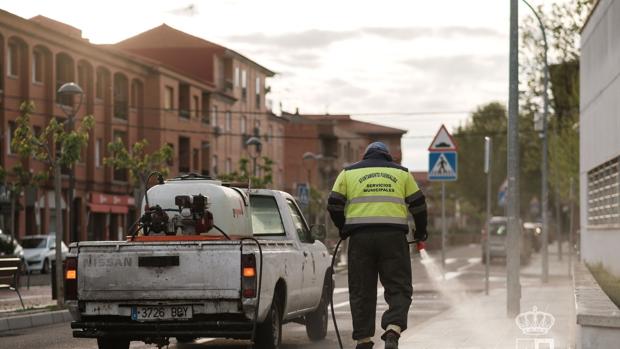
top-left (286, 199), bottom-right (312, 243)
top-left (250, 195), bottom-right (285, 236)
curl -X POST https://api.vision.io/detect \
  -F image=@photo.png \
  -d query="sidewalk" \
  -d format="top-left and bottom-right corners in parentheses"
top-left (0, 285), bottom-right (54, 314)
top-left (401, 243), bottom-right (576, 349)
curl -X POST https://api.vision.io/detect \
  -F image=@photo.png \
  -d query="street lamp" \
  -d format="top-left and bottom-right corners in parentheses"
top-left (245, 136), bottom-right (262, 178)
top-left (521, 0), bottom-right (551, 284)
top-left (57, 82), bottom-right (84, 243)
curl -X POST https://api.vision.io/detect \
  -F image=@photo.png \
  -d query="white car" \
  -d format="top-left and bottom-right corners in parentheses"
top-left (21, 235), bottom-right (68, 274)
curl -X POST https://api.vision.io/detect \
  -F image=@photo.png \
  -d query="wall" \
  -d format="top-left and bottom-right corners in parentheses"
top-left (579, 0), bottom-right (620, 276)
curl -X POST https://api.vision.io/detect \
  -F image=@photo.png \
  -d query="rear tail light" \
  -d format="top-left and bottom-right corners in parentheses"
top-left (241, 254), bottom-right (257, 298)
top-left (64, 257), bottom-right (78, 301)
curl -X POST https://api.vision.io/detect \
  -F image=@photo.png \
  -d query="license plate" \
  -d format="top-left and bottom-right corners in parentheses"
top-left (131, 305), bottom-right (192, 321)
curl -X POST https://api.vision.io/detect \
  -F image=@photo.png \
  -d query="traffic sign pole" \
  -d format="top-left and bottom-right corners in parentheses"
top-left (484, 137), bottom-right (492, 295)
top-left (428, 124), bottom-right (458, 278)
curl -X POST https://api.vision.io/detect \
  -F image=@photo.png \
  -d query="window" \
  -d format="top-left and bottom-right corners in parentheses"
top-left (241, 115), bottom-right (247, 134)
top-left (588, 158), bottom-right (620, 227)
top-left (95, 139), bottom-right (102, 168)
top-left (178, 83), bottom-right (190, 118)
top-left (32, 50), bottom-right (43, 83)
top-left (234, 67), bottom-right (240, 87)
top-left (211, 106), bottom-right (218, 127)
top-left (113, 73), bottom-right (129, 120)
top-left (225, 111), bottom-right (232, 131)
top-left (178, 136), bottom-right (190, 173)
top-left (241, 69), bottom-right (247, 99)
top-left (250, 195), bottom-right (285, 236)
top-left (225, 158), bottom-right (232, 173)
top-left (255, 77), bottom-right (261, 108)
top-left (7, 43), bottom-right (18, 76)
top-left (193, 96), bottom-right (200, 118)
top-left (287, 199), bottom-right (311, 242)
top-left (6, 122), bottom-right (16, 154)
top-left (164, 86), bottom-right (174, 110)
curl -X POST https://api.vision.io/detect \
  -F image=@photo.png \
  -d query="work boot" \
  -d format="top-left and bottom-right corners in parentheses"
top-left (355, 341), bottom-right (374, 349)
top-left (382, 330), bottom-right (400, 349)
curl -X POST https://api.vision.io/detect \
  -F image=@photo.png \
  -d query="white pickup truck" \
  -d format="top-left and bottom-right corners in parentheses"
top-left (66, 176), bottom-right (333, 349)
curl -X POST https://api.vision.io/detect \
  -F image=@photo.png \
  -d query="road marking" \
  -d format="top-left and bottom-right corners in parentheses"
top-left (443, 258), bottom-right (481, 280)
top-left (334, 287), bottom-right (348, 295)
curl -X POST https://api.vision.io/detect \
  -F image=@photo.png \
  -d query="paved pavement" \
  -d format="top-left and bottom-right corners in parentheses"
top-left (0, 242), bottom-right (575, 349)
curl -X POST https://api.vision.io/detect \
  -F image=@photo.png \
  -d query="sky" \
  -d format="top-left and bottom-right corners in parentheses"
top-left (0, 0), bottom-right (545, 171)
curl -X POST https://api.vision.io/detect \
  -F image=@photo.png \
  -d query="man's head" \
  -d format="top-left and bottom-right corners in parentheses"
top-left (364, 141), bottom-right (390, 155)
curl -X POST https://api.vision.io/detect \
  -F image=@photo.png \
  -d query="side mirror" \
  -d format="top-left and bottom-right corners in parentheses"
top-left (310, 224), bottom-right (327, 242)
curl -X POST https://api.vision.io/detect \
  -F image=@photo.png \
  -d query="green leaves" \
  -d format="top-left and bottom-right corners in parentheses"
top-left (218, 156), bottom-right (274, 189)
top-left (104, 139), bottom-right (173, 188)
top-left (12, 101), bottom-right (94, 170)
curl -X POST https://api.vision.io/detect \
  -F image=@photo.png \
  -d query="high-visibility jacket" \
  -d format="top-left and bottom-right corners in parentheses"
top-left (327, 151), bottom-right (426, 235)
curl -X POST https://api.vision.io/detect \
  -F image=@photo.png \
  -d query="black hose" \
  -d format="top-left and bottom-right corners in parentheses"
top-left (212, 224), bottom-right (232, 241)
top-left (330, 239), bottom-right (344, 349)
top-left (240, 237), bottom-right (264, 348)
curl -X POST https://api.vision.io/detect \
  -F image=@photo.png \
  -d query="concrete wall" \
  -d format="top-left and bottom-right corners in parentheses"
top-left (580, 0), bottom-right (620, 276)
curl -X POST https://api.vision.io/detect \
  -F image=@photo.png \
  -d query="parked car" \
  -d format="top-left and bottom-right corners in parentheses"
top-left (481, 216), bottom-right (532, 264)
top-left (0, 231), bottom-right (24, 259)
top-left (21, 235), bottom-right (68, 274)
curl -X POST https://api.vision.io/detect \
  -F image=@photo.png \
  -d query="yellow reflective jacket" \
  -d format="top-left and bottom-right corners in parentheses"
top-left (327, 151), bottom-right (425, 235)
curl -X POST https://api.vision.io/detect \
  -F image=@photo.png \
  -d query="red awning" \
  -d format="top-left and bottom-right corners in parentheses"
top-left (88, 203), bottom-right (129, 214)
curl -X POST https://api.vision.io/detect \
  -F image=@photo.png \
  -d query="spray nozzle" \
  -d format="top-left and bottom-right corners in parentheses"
top-left (416, 241), bottom-right (426, 252)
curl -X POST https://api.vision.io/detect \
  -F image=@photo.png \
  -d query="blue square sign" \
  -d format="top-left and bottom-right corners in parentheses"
top-left (428, 151), bottom-right (458, 181)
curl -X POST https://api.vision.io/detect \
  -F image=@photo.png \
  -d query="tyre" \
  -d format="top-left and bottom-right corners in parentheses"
top-left (41, 258), bottom-right (49, 274)
top-left (305, 297), bottom-right (328, 341)
top-left (96, 337), bottom-right (130, 349)
top-left (255, 297), bottom-right (282, 349)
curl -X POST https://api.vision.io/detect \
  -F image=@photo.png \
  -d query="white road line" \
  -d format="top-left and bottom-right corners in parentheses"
top-left (334, 288), bottom-right (349, 295)
top-left (333, 288), bottom-right (384, 309)
top-left (443, 258), bottom-right (481, 280)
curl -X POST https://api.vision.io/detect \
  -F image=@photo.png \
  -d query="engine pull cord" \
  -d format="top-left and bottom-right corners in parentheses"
top-left (239, 237), bottom-right (264, 348)
top-left (329, 237), bottom-right (425, 349)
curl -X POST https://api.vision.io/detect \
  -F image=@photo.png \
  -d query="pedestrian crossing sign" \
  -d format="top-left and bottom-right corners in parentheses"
top-left (428, 151), bottom-right (457, 181)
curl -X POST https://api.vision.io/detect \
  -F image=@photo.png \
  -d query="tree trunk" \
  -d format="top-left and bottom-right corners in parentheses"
top-left (54, 163), bottom-right (64, 305)
top-left (10, 189), bottom-right (15, 237)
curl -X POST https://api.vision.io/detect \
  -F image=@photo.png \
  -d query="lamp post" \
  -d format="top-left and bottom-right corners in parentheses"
top-left (522, 0), bottom-right (550, 283)
top-left (54, 82), bottom-right (83, 304)
top-left (57, 82), bottom-right (84, 243)
top-left (245, 136), bottom-right (262, 179)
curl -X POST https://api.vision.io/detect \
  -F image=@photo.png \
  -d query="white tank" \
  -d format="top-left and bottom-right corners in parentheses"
top-left (142, 179), bottom-right (252, 238)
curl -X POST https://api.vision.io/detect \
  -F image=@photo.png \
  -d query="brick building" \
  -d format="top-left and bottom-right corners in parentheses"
top-left (113, 25), bottom-right (285, 187)
top-left (282, 111), bottom-right (406, 195)
top-left (0, 11), bottom-right (278, 242)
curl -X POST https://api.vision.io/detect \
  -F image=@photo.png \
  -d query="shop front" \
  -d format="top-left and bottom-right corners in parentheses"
top-left (87, 192), bottom-right (135, 241)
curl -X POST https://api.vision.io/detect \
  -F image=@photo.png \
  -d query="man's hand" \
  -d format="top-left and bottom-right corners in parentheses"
top-left (413, 229), bottom-right (428, 242)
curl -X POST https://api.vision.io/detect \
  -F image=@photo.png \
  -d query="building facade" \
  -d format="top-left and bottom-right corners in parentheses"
top-left (580, 0), bottom-right (620, 276)
top-left (114, 25), bottom-right (285, 188)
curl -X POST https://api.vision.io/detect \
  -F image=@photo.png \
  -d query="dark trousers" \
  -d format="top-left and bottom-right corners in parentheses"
top-left (347, 230), bottom-right (412, 340)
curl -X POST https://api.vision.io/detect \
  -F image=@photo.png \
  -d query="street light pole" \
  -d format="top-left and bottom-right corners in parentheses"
top-left (58, 82), bottom-right (84, 244)
top-left (521, 0), bottom-right (550, 283)
top-left (55, 82), bottom-right (83, 305)
top-left (507, 0), bottom-right (521, 318)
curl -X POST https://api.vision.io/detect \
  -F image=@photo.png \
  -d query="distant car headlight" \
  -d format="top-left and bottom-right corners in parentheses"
top-left (535, 227), bottom-right (542, 235)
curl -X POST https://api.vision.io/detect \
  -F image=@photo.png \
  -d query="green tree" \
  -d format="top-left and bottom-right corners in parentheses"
top-left (218, 156), bottom-right (274, 189)
top-left (103, 139), bottom-right (173, 210)
top-left (0, 164), bottom-right (46, 237)
top-left (12, 101), bottom-right (94, 304)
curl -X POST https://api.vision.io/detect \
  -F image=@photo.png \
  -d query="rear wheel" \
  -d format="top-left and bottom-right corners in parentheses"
top-left (96, 337), bottom-right (130, 349)
top-left (255, 298), bottom-right (282, 349)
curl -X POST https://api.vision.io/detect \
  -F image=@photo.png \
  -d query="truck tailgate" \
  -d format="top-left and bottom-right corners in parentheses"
top-left (77, 242), bottom-right (242, 301)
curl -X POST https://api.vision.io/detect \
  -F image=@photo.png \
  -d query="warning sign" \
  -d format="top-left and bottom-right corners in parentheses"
top-left (428, 124), bottom-right (458, 151)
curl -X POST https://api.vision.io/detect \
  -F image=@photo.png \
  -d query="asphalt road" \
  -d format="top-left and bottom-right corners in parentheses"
top-left (0, 243), bottom-right (514, 349)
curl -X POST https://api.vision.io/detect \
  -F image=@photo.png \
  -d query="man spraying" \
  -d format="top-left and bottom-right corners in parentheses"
top-left (327, 142), bottom-right (428, 349)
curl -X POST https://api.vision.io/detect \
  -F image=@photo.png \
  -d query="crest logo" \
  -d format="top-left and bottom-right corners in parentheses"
top-left (514, 306), bottom-right (555, 349)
